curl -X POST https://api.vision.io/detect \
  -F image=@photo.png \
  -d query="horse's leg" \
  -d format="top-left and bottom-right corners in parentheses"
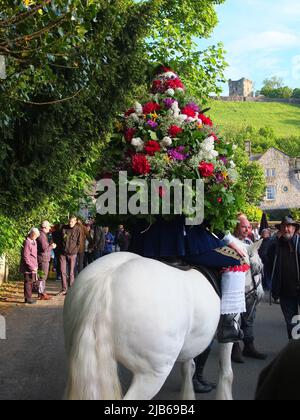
top-left (216, 343), bottom-right (234, 400)
top-left (123, 371), bottom-right (171, 400)
top-left (180, 359), bottom-right (196, 400)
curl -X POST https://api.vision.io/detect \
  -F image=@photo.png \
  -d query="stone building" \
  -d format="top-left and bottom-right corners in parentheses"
top-left (229, 78), bottom-right (254, 97)
top-left (249, 146), bottom-right (300, 212)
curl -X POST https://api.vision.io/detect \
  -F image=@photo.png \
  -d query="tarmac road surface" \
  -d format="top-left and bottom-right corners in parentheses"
top-left (0, 281), bottom-right (289, 400)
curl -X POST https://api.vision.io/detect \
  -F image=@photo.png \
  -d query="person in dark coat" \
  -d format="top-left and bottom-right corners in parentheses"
top-left (255, 339), bottom-right (300, 400)
top-left (58, 216), bottom-right (81, 295)
top-left (268, 216), bottom-right (300, 339)
top-left (37, 221), bottom-right (56, 300)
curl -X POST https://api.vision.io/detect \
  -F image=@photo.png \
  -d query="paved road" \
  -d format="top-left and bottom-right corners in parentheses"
top-left (0, 282), bottom-right (289, 400)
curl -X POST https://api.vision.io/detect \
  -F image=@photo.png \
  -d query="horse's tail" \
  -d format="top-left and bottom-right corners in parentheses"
top-left (64, 267), bottom-right (122, 400)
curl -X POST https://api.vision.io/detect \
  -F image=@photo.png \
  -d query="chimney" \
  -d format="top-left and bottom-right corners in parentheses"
top-left (245, 140), bottom-right (251, 157)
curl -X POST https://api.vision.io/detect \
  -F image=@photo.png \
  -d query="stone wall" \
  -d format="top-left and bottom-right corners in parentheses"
top-left (211, 96), bottom-right (300, 104)
top-left (0, 255), bottom-right (9, 285)
top-left (257, 148), bottom-right (300, 211)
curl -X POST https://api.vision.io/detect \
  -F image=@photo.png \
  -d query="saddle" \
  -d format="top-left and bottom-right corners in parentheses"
top-left (159, 258), bottom-right (221, 298)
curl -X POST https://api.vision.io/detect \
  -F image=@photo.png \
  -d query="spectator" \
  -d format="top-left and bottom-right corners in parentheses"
top-left (232, 215), bottom-right (267, 363)
top-left (93, 224), bottom-right (105, 259)
top-left (103, 227), bottom-right (115, 256)
top-left (255, 340), bottom-right (300, 400)
top-left (51, 223), bottom-right (63, 281)
top-left (115, 225), bottom-right (131, 252)
top-left (37, 221), bottom-right (57, 301)
top-left (76, 219), bottom-right (90, 273)
top-left (268, 216), bottom-right (300, 339)
top-left (259, 229), bottom-right (273, 291)
top-left (20, 228), bottom-right (40, 304)
top-left (58, 216), bottom-right (81, 296)
top-left (84, 224), bottom-right (94, 267)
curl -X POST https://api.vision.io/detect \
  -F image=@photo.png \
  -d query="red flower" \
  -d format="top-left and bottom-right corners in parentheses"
top-left (125, 108), bottom-right (135, 117)
top-left (161, 66), bottom-right (173, 73)
top-left (217, 197), bottom-right (223, 203)
top-left (199, 114), bottom-right (213, 127)
top-left (124, 128), bottom-right (136, 142)
top-left (143, 102), bottom-right (161, 115)
top-left (144, 140), bottom-right (161, 156)
top-left (152, 80), bottom-right (163, 93)
top-left (181, 106), bottom-right (197, 118)
top-left (168, 125), bottom-right (183, 137)
top-left (165, 78), bottom-right (184, 90)
top-left (198, 161), bottom-right (215, 178)
top-left (132, 154), bottom-right (151, 175)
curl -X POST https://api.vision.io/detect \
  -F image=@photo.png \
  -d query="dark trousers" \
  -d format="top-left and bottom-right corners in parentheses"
top-left (24, 272), bottom-right (37, 300)
top-left (241, 294), bottom-right (258, 344)
top-left (280, 295), bottom-right (300, 339)
top-left (77, 252), bottom-right (85, 273)
top-left (60, 254), bottom-right (77, 291)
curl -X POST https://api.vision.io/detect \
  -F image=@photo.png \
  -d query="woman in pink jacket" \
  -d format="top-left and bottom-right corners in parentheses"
top-left (20, 228), bottom-right (40, 304)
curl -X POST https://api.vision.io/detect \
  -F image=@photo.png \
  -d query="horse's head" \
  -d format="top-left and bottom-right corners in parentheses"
top-left (246, 239), bottom-right (264, 277)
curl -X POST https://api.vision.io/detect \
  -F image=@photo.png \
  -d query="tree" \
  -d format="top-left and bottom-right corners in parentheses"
top-left (0, 0), bottom-right (227, 258)
top-left (260, 77), bottom-right (293, 98)
top-left (262, 76), bottom-right (284, 91)
top-left (292, 88), bottom-right (300, 99)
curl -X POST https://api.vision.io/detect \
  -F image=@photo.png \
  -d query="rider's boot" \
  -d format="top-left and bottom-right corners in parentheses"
top-left (243, 338), bottom-right (267, 360)
top-left (193, 347), bottom-right (216, 393)
top-left (217, 313), bottom-right (244, 343)
top-left (231, 342), bottom-right (245, 363)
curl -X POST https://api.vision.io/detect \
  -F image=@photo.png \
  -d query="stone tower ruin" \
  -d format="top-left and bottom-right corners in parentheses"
top-left (229, 78), bottom-right (254, 97)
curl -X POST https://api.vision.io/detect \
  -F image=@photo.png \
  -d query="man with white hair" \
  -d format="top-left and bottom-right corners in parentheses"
top-left (37, 221), bottom-right (57, 300)
top-left (20, 228), bottom-right (40, 304)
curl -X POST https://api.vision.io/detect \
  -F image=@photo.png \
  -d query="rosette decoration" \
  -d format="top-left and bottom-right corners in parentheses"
top-left (101, 67), bottom-right (240, 230)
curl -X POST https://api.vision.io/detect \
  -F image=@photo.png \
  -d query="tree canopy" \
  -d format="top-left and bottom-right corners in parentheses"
top-left (0, 0), bottom-right (227, 258)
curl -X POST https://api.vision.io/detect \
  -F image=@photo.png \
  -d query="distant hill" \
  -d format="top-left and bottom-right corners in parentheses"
top-left (207, 100), bottom-right (300, 137)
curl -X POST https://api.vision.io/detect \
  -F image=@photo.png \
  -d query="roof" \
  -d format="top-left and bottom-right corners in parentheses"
top-left (251, 147), bottom-right (293, 161)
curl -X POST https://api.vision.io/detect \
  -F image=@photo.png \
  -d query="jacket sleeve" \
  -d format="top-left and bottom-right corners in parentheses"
top-left (23, 241), bottom-right (37, 272)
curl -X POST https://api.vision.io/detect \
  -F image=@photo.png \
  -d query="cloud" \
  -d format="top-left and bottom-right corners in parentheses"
top-left (229, 31), bottom-right (299, 54)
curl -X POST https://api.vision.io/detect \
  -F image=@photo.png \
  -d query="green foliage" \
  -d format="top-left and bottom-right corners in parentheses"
top-left (290, 209), bottom-right (300, 221)
top-left (243, 204), bottom-right (263, 223)
top-left (260, 77), bottom-right (293, 98)
top-left (292, 88), bottom-right (300, 99)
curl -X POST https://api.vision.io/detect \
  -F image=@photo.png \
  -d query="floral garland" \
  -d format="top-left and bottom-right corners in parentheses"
top-left (102, 67), bottom-right (240, 230)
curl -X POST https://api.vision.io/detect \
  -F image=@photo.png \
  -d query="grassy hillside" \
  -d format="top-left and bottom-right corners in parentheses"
top-left (207, 100), bottom-right (300, 137)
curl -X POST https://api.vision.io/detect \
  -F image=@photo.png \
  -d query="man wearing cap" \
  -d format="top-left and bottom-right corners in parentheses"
top-left (37, 221), bottom-right (57, 300)
top-left (268, 216), bottom-right (300, 339)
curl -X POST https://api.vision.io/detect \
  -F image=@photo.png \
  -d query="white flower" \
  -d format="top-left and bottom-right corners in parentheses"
top-left (233, 144), bottom-right (238, 150)
top-left (161, 71), bottom-right (177, 79)
top-left (131, 137), bottom-right (144, 151)
top-left (230, 160), bottom-right (236, 168)
top-left (161, 136), bottom-right (173, 147)
top-left (165, 88), bottom-right (175, 96)
top-left (177, 114), bottom-right (188, 122)
top-left (134, 102), bottom-right (143, 115)
top-left (128, 113), bottom-right (140, 123)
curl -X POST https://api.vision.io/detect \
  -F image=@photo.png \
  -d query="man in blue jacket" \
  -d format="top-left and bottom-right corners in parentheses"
top-left (268, 216), bottom-right (300, 339)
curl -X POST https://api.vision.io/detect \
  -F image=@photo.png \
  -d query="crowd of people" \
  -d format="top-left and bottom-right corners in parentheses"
top-left (19, 212), bottom-right (300, 399)
top-left (20, 217), bottom-right (131, 304)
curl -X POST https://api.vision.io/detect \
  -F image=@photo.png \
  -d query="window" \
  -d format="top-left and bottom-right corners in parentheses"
top-left (266, 186), bottom-right (276, 200)
top-left (266, 168), bottom-right (276, 177)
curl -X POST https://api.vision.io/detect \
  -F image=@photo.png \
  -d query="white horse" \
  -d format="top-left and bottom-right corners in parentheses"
top-left (63, 241), bottom-right (262, 401)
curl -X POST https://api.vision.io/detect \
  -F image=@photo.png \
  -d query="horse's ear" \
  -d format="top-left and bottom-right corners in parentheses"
top-left (248, 239), bottom-right (263, 255)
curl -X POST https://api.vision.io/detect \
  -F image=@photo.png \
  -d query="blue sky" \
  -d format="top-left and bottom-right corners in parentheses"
top-left (199, 0), bottom-right (300, 94)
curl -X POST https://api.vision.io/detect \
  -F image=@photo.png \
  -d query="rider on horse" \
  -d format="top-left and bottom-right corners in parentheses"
top-left (130, 216), bottom-right (249, 343)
